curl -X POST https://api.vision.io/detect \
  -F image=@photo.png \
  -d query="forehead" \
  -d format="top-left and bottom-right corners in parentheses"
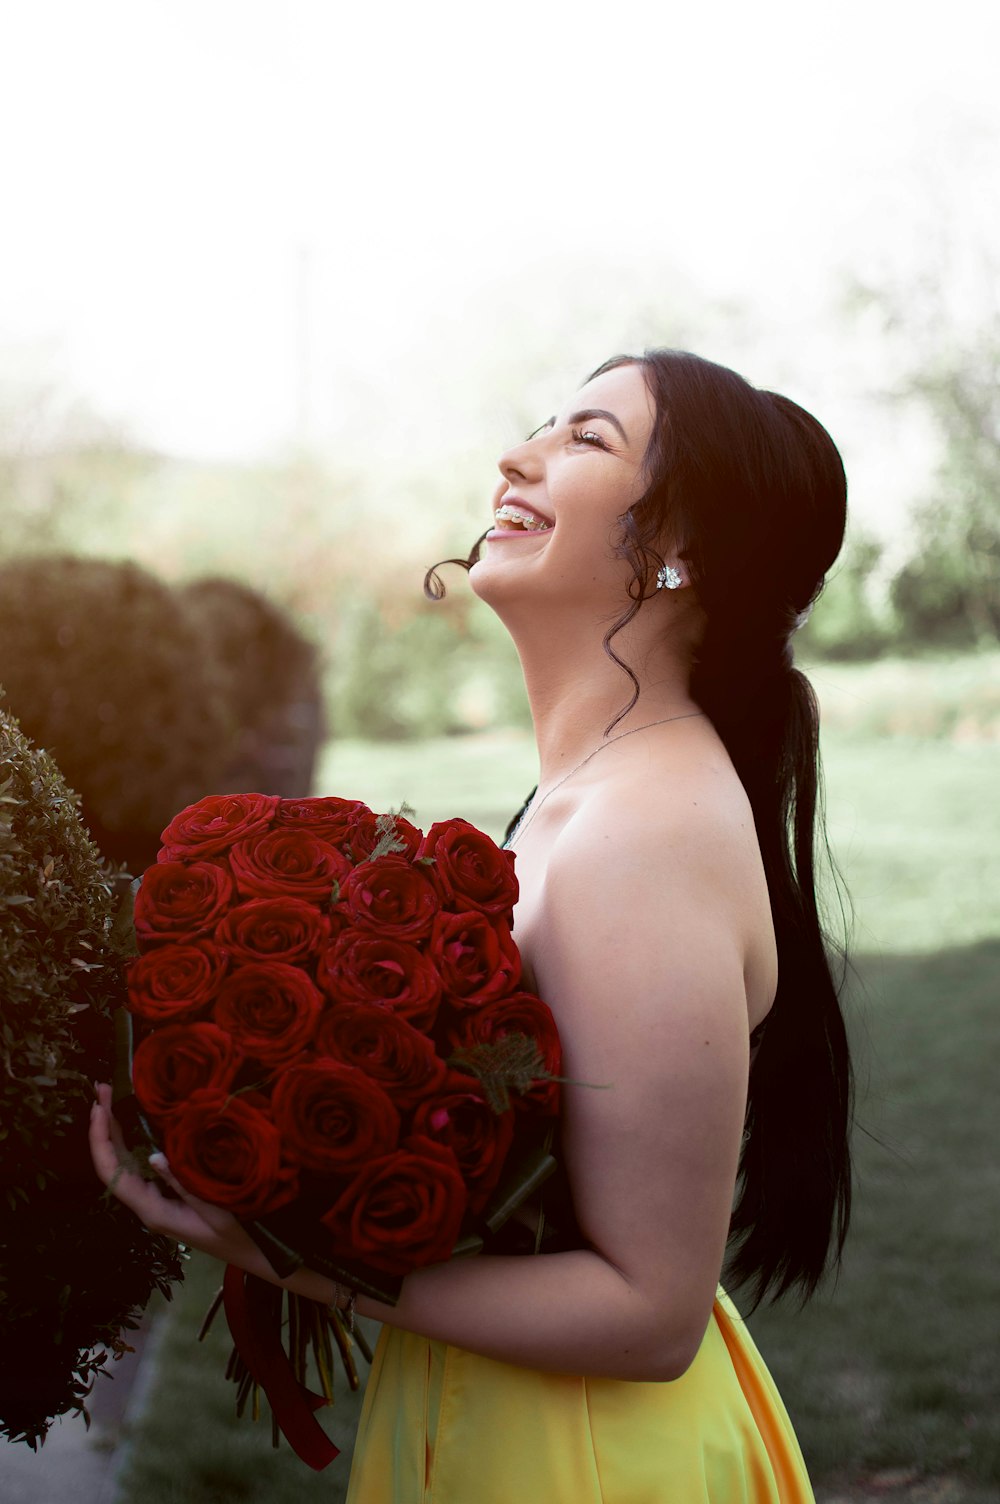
top-left (555, 362), bottom-right (654, 444)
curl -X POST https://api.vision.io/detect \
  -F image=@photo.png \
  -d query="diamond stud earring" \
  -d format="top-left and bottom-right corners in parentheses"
top-left (656, 563), bottom-right (683, 590)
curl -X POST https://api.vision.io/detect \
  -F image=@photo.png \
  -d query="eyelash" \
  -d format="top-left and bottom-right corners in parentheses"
top-left (522, 423), bottom-right (606, 448)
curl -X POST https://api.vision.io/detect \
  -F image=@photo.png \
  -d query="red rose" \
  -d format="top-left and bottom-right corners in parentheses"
top-left (214, 961), bottom-right (324, 1067)
top-left (271, 1060), bottom-right (400, 1174)
top-left (215, 896), bottom-right (330, 968)
top-left (340, 856), bottom-right (440, 941)
top-left (133, 861), bottom-right (235, 948)
top-left (427, 910), bottom-right (521, 1006)
top-left (229, 829), bottom-right (351, 904)
top-left (158, 793), bottom-right (280, 862)
top-left (131, 1022), bottom-right (241, 1120)
top-left (315, 1005), bottom-right (449, 1110)
top-left (164, 1089), bottom-right (297, 1217)
top-left (318, 932), bottom-right (443, 1032)
top-left (412, 1074), bottom-right (515, 1214)
top-left (347, 810), bottom-right (422, 863)
top-left (126, 942), bottom-right (229, 1022)
top-left (416, 819), bottom-right (519, 919)
top-left (443, 991), bottom-right (562, 1115)
top-left (320, 1136), bottom-right (467, 1274)
top-left (275, 796), bottom-right (370, 843)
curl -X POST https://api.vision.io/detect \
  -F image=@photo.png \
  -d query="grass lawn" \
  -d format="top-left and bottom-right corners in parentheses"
top-left (115, 723), bottom-right (1000, 1503)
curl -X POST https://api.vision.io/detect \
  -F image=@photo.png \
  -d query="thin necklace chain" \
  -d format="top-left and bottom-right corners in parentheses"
top-left (502, 711), bottom-right (707, 850)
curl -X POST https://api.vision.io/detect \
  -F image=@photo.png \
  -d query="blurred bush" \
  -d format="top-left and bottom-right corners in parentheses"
top-left (0, 699), bottom-right (184, 1447)
top-left (798, 528), bottom-right (893, 661)
top-left (0, 555), bottom-right (239, 870)
top-left (326, 585), bottom-right (530, 741)
top-left (0, 556), bottom-right (326, 870)
top-left (180, 575), bottom-right (326, 795)
top-left (890, 501), bottom-right (1000, 649)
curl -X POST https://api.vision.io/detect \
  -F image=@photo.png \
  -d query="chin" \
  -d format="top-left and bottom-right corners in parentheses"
top-left (467, 557), bottom-right (528, 619)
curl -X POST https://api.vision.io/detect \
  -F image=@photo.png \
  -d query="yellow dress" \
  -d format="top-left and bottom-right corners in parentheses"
top-left (345, 1288), bottom-right (814, 1503)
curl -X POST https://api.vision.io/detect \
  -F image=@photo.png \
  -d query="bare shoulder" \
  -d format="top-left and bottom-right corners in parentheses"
top-left (537, 747), bottom-right (777, 1025)
top-left (557, 745), bottom-right (765, 909)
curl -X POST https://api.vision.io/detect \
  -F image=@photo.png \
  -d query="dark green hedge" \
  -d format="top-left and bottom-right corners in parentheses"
top-left (0, 700), bottom-right (183, 1447)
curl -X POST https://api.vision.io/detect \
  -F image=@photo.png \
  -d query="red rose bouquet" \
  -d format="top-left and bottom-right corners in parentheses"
top-left (119, 793), bottom-right (563, 1467)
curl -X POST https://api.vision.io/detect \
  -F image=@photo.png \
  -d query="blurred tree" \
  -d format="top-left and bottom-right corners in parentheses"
top-left (848, 266), bottom-right (1000, 649)
top-left (0, 382), bottom-right (154, 558)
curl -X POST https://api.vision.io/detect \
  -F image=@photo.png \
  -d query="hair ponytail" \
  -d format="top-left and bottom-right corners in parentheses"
top-left (693, 625), bottom-right (853, 1306)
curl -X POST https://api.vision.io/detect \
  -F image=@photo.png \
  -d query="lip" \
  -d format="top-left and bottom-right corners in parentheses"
top-left (485, 526), bottom-right (553, 541)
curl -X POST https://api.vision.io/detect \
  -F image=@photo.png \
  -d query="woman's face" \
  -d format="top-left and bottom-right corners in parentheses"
top-left (470, 362), bottom-right (658, 615)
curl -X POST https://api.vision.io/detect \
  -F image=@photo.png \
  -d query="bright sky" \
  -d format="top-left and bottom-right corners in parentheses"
top-left (2, 0), bottom-right (998, 533)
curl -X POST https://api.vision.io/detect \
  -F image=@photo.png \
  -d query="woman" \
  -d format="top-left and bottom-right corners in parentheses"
top-left (91, 348), bottom-right (854, 1501)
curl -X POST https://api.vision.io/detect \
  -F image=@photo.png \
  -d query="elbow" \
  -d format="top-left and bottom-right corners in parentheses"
top-left (607, 1330), bottom-right (703, 1384)
top-left (631, 1339), bottom-right (699, 1384)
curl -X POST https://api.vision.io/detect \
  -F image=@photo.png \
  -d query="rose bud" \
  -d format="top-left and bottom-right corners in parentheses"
top-left (214, 961), bottom-right (324, 1067)
top-left (157, 793), bottom-right (280, 863)
top-left (131, 1022), bottom-right (242, 1121)
top-left (415, 819), bottom-right (519, 919)
top-left (163, 1089), bottom-right (297, 1218)
top-left (134, 861), bottom-right (234, 948)
top-left (320, 1136), bottom-right (468, 1274)
top-left (271, 1060), bottom-right (400, 1174)
top-left (229, 828), bottom-right (352, 905)
top-left (126, 941), bottom-right (229, 1022)
top-left (340, 856), bottom-right (440, 942)
top-left (215, 896), bottom-right (330, 968)
top-left (428, 910), bottom-right (521, 1007)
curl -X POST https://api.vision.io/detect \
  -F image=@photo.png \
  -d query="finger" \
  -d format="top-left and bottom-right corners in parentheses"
top-left (148, 1154), bottom-right (242, 1235)
top-left (89, 1094), bottom-right (128, 1187)
top-left (88, 1089), bottom-right (132, 1176)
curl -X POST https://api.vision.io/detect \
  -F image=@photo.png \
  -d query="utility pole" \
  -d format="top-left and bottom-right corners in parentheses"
top-left (294, 243), bottom-right (312, 451)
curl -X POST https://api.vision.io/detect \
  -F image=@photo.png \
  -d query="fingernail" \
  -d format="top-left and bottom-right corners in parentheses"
top-left (149, 1152), bottom-right (167, 1171)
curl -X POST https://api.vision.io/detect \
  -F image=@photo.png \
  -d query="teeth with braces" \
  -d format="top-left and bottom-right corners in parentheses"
top-left (494, 504), bottom-right (552, 532)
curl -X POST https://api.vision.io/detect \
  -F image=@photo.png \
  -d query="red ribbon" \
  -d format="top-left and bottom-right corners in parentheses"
top-left (222, 1265), bottom-right (340, 1471)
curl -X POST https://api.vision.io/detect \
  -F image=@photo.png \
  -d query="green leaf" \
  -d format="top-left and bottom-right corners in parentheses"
top-left (367, 804), bottom-right (417, 862)
top-left (448, 1032), bottom-right (548, 1114)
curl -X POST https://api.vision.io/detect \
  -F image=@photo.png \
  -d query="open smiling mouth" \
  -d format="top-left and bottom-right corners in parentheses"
top-left (487, 504), bottom-right (554, 539)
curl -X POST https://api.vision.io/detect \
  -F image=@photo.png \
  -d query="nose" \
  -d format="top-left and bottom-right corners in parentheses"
top-left (497, 434), bottom-right (542, 487)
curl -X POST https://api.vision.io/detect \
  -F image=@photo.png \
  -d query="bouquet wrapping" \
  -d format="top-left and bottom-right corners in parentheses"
top-left (119, 792), bottom-right (562, 1467)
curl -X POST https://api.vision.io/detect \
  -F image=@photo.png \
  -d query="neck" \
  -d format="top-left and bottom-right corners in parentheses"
top-left (511, 606), bottom-right (703, 790)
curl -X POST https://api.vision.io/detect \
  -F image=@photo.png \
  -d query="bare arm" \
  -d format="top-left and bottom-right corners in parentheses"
top-left (91, 798), bottom-right (752, 1382)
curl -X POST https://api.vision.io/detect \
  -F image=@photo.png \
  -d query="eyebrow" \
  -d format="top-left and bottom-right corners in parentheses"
top-left (538, 408), bottom-right (630, 444)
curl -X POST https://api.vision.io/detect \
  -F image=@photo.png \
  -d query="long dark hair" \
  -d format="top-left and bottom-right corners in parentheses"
top-left (424, 348), bottom-right (853, 1308)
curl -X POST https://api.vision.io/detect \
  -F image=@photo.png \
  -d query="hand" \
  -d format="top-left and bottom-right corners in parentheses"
top-left (88, 1083), bottom-right (283, 1284)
